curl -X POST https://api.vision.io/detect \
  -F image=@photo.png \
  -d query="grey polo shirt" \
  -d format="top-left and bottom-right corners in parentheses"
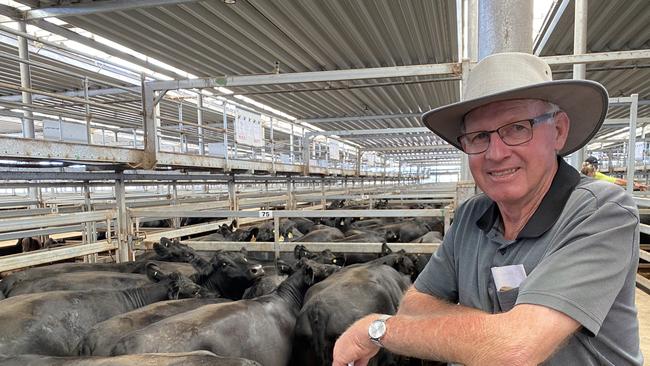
top-left (415, 158), bottom-right (642, 365)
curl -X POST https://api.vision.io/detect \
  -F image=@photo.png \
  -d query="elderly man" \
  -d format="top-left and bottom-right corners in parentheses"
top-left (332, 53), bottom-right (641, 365)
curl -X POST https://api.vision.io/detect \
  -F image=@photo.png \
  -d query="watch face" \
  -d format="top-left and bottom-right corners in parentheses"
top-left (368, 319), bottom-right (387, 339)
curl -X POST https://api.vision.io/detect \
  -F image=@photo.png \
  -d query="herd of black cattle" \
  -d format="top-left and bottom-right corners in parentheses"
top-left (0, 202), bottom-right (444, 366)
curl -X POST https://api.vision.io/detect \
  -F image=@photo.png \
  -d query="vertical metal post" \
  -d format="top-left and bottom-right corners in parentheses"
top-left (478, 0), bottom-right (533, 59)
top-left (223, 103), bottom-right (229, 165)
top-left (228, 176), bottom-right (238, 211)
top-left (141, 80), bottom-right (157, 169)
top-left (232, 108), bottom-right (238, 160)
top-left (467, 0), bottom-right (479, 61)
top-left (290, 124), bottom-right (295, 164)
top-left (287, 176), bottom-right (295, 210)
top-left (115, 173), bottom-right (132, 263)
top-left (273, 215), bottom-right (280, 267)
top-left (572, 0), bottom-right (588, 168)
top-left (83, 77), bottom-right (92, 144)
top-left (172, 181), bottom-right (180, 228)
top-left (356, 149), bottom-right (362, 177)
top-left (17, 22), bottom-right (35, 139)
top-left (626, 94), bottom-right (639, 193)
top-left (320, 177), bottom-right (326, 208)
top-left (270, 117), bottom-right (276, 173)
top-left (83, 182), bottom-right (97, 263)
top-left (325, 138), bottom-right (330, 168)
top-left (197, 94), bottom-right (205, 155)
top-left (178, 101), bottom-right (186, 153)
top-left (302, 135), bottom-right (311, 175)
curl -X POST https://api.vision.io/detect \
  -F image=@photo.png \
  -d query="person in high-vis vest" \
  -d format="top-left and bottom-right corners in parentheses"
top-left (581, 156), bottom-right (647, 191)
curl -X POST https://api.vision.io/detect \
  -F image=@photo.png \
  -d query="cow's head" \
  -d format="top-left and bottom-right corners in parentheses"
top-left (196, 249), bottom-right (265, 300)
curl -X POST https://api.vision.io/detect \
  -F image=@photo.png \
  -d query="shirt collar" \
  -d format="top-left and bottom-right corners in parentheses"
top-left (476, 157), bottom-right (580, 239)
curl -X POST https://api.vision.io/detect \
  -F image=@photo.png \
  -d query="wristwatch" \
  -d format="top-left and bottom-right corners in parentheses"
top-left (368, 314), bottom-right (392, 347)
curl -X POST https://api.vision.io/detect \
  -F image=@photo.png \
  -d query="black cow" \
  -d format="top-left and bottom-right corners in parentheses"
top-left (0, 264), bottom-right (201, 356)
top-left (4, 271), bottom-right (152, 297)
top-left (78, 297), bottom-right (230, 356)
top-left (0, 238), bottom-right (196, 296)
top-left (292, 227), bottom-right (345, 242)
top-left (293, 244), bottom-right (345, 266)
top-left (191, 248), bottom-right (265, 300)
top-left (0, 351), bottom-right (262, 366)
top-left (291, 257), bottom-right (413, 366)
top-left (110, 259), bottom-right (340, 366)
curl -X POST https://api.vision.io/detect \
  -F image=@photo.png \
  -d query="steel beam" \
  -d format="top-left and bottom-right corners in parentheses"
top-left (0, 136), bottom-right (144, 164)
top-left (25, 0), bottom-right (202, 20)
top-left (300, 113), bottom-right (421, 124)
top-left (0, 211), bottom-right (113, 232)
top-left (534, 0), bottom-right (570, 55)
top-left (308, 127), bottom-right (430, 137)
top-left (0, 241), bottom-right (117, 272)
top-left (542, 50), bottom-right (650, 65)
top-left (0, 4), bottom-right (21, 20)
top-left (364, 144), bottom-right (455, 152)
top-left (147, 63), bottom-right (459, 90)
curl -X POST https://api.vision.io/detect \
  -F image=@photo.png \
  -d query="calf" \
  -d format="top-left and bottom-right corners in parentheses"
top-left (78, 297), bottom-right (230, 356)
top-left (291, 254), bottom-right (414, 366)
top-left (191, 249), bottom-right (265, 300)
top-left (5, 271), bottom-right (151, 297)
top-left (0, 264), bottom-right (201, 356)
top-left (110, 260), bottom-right (340, 366)
top-left (0, 238), bottom-right (196, 296)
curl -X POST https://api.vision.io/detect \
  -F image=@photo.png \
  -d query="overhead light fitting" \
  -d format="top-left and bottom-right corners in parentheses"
top-left (223, 0), bottom-right (236, 4)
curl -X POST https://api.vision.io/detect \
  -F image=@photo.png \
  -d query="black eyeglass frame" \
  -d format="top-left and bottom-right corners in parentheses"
top-left (457, 111), bottom-right (559, 155)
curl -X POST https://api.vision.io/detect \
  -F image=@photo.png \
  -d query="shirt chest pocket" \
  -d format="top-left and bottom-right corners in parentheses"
top-left (496, 287), bottom-right (519, 312)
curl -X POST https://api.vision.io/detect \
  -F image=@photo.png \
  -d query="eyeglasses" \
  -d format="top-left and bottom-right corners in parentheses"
top-left (457, 111), bottom-right (558, 155)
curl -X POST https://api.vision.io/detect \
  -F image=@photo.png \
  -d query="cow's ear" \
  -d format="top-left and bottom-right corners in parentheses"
top-left (303, 263), bottom-right (316, 286)
top-left (381, 243), bottom-right (392, 255)
top-left (145, 262), bottom-right (165, 282)
top-left (240, 247), bottom-right (248, 256)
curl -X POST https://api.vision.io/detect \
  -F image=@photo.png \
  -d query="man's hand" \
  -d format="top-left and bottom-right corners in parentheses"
top-left (332, 314), bottom-right (382, 366)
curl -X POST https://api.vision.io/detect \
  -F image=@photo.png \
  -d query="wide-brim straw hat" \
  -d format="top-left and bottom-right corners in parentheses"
top-left (421, 52), bottom-right (608, 156)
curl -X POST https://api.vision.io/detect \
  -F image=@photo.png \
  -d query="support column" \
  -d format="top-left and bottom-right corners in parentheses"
top-left (172, 181), bottom-right (180, 228)
top-left (626, 94), bottom-right (639, 193)
top-left (478, 0), bottom-right (533, 59)
top-left (287, 176), bottom-right (295, 210)
top-left (83, 182), bottom-right (97, 263)
top-left (270, 117), bottom-right (276, 173)
top-left (572, 0), bottom-right (588, 168)
top-left (83, 77), bottom-right (92, 144)
top-left (223, 103), bottom-right (229, 167)
top-left (197, 94), bottom-right (205, 155)
top-left (320, 177), bottom-right (326, 208)
top-left (115, 173), bottom-right (132, 263)
top-left (141, 82), bottom-right (158, 169)
top-left (289, 124), bottom-right (295, 165)
top-left (302, 135), bottom-right (311, 175)
top-left (228, 176), bottom-right (238, 211)
top-left (17, 22), bottom-right (34, 138)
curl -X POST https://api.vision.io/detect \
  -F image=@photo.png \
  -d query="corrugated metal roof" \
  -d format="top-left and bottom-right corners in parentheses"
top-left (21, 0), bottom-right (460, 157)
top-left (535, 0), bottom-right (650, 151)
top-left (4, 0), bottom-right (649, 165)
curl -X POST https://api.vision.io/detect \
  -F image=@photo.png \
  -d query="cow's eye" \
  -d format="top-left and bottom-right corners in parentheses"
top-left (221, 262), bottom-right (228, 267)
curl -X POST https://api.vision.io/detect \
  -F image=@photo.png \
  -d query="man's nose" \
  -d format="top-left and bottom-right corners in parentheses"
top-left (484, 132), bottom-right (511, 160)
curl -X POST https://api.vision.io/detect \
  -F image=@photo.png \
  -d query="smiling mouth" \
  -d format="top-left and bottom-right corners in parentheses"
top-left (489, 168), bottom-right (518, 177)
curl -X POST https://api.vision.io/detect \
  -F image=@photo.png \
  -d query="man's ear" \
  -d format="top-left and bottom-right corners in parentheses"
top-left (554, 111), bottom-right (570, 152)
